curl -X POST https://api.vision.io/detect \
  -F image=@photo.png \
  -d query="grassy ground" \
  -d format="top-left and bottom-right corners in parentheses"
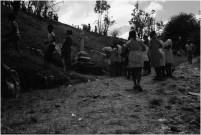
top-left (1, 58), bottom-right (200, 134)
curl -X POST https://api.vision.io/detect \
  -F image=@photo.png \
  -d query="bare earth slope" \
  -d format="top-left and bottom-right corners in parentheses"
top-left (1, 58), bottom-right (200, 134)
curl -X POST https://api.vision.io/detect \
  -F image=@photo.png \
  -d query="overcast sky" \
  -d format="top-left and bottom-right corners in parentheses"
top-left (57, 0), bottom-right (200, 39)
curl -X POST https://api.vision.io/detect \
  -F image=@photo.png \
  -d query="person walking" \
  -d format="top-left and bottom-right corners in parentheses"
top-left (148, 31), bottom-right (162, 80)
top-left (124, 30), bottom-right (145, 91)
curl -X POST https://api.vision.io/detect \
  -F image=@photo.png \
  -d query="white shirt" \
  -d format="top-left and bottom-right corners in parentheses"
top-left (48, 32), bottom-right (55, 45)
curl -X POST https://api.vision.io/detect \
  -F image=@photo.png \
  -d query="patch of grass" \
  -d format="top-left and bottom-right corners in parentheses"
top-left (168, 96), bottom-right (182, 104)
top-left (149, 98), bottom-right (163, 108)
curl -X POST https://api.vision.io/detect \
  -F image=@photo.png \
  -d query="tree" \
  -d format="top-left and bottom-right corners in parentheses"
top-left (102, 14), bottom-right (115, 36)
top-left (164, 12), bottom-right (200, 51)
top-left (110, 29), bottom-right (120, 37)
top-left (94, 0), bottom-right (110, 35)
top-left (28, 0), bottom-right (63, 18)
top-left (129, 1), bottom-right (155, 36)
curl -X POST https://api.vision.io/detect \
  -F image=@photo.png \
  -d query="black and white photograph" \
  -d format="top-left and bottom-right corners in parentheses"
top-left (1, 0), bottom-right (200, 134)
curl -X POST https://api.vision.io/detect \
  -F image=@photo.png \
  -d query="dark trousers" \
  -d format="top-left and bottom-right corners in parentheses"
top-left (160, 66), bottom-right (166, 77)
top-left (111, 62), bottom-right (118, 76)
top-left (127, 68), bottom-right (132, 79)
top-left (155, 67), bottom-right (161, 77)
top-left (132, 67), bottom-right (142, 85)
top-left (143, 61), bottom-right (151, 74)
top-left (44, 44), bottom-right (55, 62)
top-left (63, 56), bottom-right (71, 72)
top-left (165, 63), bottom-right (172, 76)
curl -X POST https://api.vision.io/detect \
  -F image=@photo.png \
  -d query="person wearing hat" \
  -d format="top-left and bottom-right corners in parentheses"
top-left (61, 30), bottom-right (73, 72)
top-left (186, 39), bottom-right (194, 64)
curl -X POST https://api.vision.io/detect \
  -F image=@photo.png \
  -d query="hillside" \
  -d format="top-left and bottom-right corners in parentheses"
top-left (1, 6), bottom-right (124, 91)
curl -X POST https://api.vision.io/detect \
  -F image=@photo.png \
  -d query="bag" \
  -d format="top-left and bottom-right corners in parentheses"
top-left (2, 63), bottom-right (20, 98)
top-left (105, 50), bottom-right (111, 59)
top-left (121, 46), bottom-right (129, 58)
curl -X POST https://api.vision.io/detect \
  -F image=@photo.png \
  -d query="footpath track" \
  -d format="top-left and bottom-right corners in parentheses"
top-left (1, 60), bottom-right (200, 134)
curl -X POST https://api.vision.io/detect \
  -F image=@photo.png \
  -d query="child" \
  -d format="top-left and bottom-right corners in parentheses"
top-left (186, 40), bottom-right (194, 64)
top-left (143, 35), bottom-right (151, 75)
top-left (102, 46), bottom-right (112, 76)
top-left (110, 45), bottom-right (118, 77)
top-left (158, 39), bottom-right (166, 77)
top-left (164, 36), bottom-right (174, 77)
top-left (44, 24), bottom-right (56, 67)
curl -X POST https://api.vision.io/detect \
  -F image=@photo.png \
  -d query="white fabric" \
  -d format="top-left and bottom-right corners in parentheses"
top-left (13, 21), bottom-right (19, 34)
top-left (186, 44), bottom-right (193, 51)
top-left (159, 48), bottom-right (166, 66)
top-left (102, 47), bottom-right (112, 52)
top-left (142, 45), bottom-right (149, 62)
top-left (164, 39), bottom-right (172, 48)
top-left (164, 39), bottom-right (173, 64)
top-left (110, 48), bottom-right (118, 62)
top-left (48, 32), bottom-right (55, 45)
top-left (117, 45), bottom-right (122, 62)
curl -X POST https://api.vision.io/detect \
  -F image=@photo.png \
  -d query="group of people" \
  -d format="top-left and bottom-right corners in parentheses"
top-left (2, 11), bottom-right (73, 73)
top-left (102, 30), bottom-right (174, 91)
top-left (43, 24), bottom-right (73, 73)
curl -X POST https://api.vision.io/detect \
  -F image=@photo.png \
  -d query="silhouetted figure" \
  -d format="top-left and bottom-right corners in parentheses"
top-left (5, 1), bottom-right (11, 7)
top-left (88, 24), bottom-right (91, 31)
top-left (95, 26), bottom-right (97, 33)
top-left (21, 1), bottom-right (27, 13)
top-left (61, 30), bottom-right (73, 72)
top-left (43, 7), bottom-right (48, 19)
top-left (186, 40), bottom-right (194, 64)
top-left (44, 24), bottom-right (56, 67)
top-left (28, 6), bottom-right (33, 15)
top-left (48, 11), bottom-right (53, 20)
top-left (12, 1), bottom-right (21, 15)
top-left (3, 13), bottom-right (21, 53)
top-left (54, 14), bottom-right (58, 21)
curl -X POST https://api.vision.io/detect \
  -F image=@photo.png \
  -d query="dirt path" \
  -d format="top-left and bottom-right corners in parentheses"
top-left (1, 60), bottom-right (200, 134)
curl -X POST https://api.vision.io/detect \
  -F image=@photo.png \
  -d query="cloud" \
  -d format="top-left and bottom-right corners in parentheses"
top-left (108, 1), bottom-right (135, 31)
top-left (119, 31), bottom-right (129, 39)
top-left (144, 2), bottom-right (164, 13)
top-left (58, 1), bottom-right (96, 27)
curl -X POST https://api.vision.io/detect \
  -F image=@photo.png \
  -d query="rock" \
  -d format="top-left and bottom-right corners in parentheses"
top-left (181, 107), bottom-right (195, 112)
top-left (165, 105), bottom-right (171, 110)
top-left (158, 118), bottom-right (167, 122)
top-left (188, 92), bottom-right (200, 96)
top-left (28, 109), bottom-right (34, 114)
top-left (178, 75), bottom-right (186, 79)
top-left (170, 126), bottom-right (181, 132)
top-left (93, 95), bottom-right (100, 99)
top-left (35, 129), bottom-right (49, 134)
top-left (30, 117), bottom-right (38, 123)
top-left (54, 104), bottom-right (61, 108)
